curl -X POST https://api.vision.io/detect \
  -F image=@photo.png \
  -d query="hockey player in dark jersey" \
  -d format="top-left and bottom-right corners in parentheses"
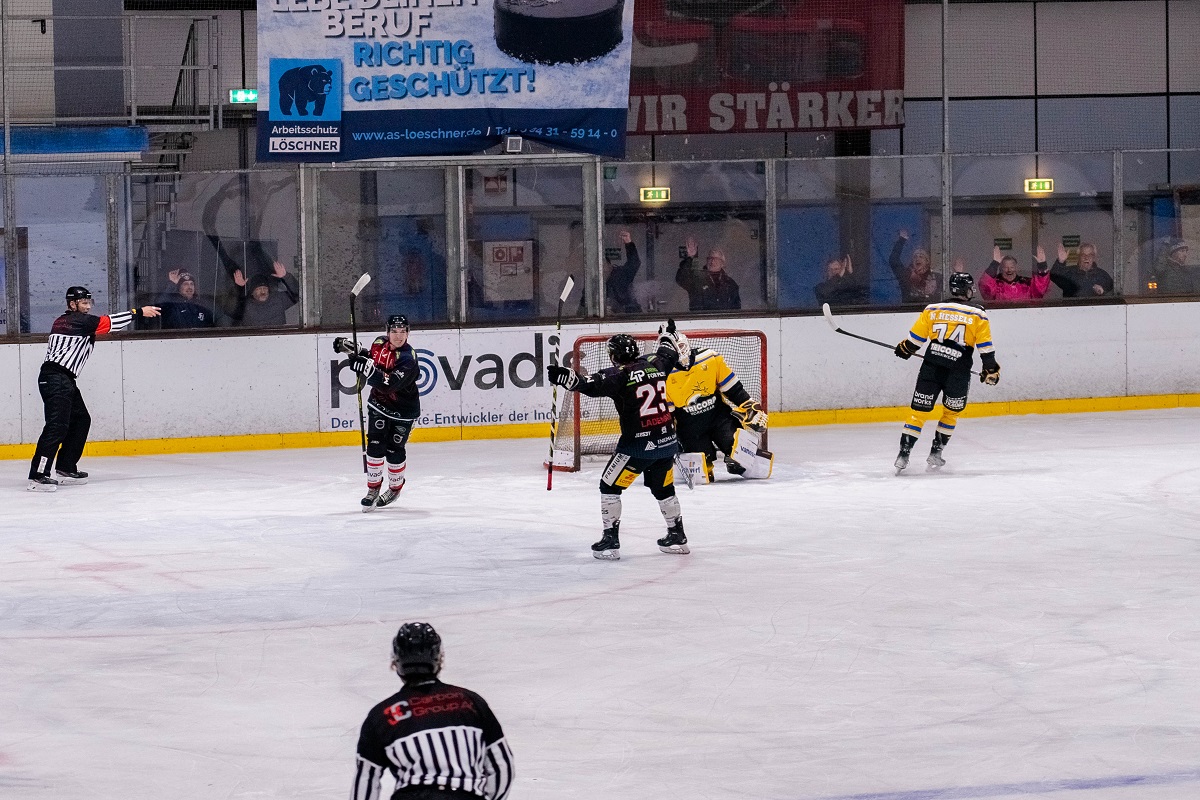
top-left (893, 271), bottom-right (1000, 472)
top-left (352, 622), bottom-right (514, 800)
top-left (547, 323), bottom-right (689, 560)
top-left (27, 286), bottom-right (160, 492)
top-left (334, 314), bottom-right (421, 510)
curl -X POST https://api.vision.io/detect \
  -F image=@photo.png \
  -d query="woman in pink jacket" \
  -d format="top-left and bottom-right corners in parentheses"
top-left (980, 244), bottom-right (1051, 302)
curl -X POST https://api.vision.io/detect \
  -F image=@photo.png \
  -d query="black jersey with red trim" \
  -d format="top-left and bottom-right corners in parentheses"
top-left (364, 338), bottom-right (421, 419)
top-left (575, 342), bottom-right (681, 458)
top-left (352, 678), bottom-right (514, 800)
top-left (43, 309), bottom-right (137, 377)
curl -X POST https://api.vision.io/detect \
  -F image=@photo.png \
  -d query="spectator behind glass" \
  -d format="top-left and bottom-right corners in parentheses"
top-left (980, 245), bottom-right (1050, 303)
top-left (158, 270), bottom-right (217, 329)
top-left (605, 230), bottom-right (642, 314)
top-left (676, 237), bottom-right (741, 311)
top-left (233, 260), bottom-right (300, 327)
top-left (1150, 238), bottom-right (1200, 294)
top-left (1050, 242), bottom-right (1114, 298)
top-left (814, 253), bottom-right (868, 307)
top-left (889, 229), bottom-right (942, 303)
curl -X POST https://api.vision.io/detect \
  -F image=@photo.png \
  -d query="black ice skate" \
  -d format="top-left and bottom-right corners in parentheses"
top-left (725, 457), bottom-right (746, 476)
top-left (927, 432), bottom-right (949, 470)
top-left (55, 469), bottom-right (88, 485)
top-left (591, 522), bottom-right (620, 561)
top-left (376, 482), bottom-right (404, 508)
top-left (657, 519), bottom-right (690, 555)
top-left (27, 474), bottom-right (59, 492)
top-left (361, 486), bottom-right (381, 512)
top-left (895, 433), bottom-right (918, 474)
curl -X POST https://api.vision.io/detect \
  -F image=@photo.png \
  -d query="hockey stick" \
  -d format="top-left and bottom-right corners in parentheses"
top-left (546, 275), bottom-right (576, 490)
top-left (674, 455), bottom-right (695, 490)
top-left (349, 273), bottom-right (372, 473)
top-left (822, 303), bottom-right (979, 376)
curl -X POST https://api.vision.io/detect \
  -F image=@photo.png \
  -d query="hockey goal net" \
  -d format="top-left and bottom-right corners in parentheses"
top-left (551, 329), bottom-right (768, 472)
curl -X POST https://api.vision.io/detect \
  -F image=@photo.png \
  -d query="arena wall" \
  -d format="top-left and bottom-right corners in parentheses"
top-left (1, 303), bottom-right (1198, 457)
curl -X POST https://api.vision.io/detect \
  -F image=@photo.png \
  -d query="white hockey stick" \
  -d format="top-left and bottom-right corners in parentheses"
top-left (546, 276), bottom-right (575, 490)
top-left (349, 273), bottom-right (372, 472)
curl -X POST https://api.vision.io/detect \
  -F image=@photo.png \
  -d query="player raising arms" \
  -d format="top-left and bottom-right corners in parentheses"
top-left (547, 322), bottom-right (689, 560)
top-left (665, 333), bottom-right (772, 482)
top-left (334, 314), bottom-right (420, 510)
top-left (893, 271), bottom-right (1000, 472)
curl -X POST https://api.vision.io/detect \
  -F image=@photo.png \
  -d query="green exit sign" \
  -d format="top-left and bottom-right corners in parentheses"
top-left (639, 187), bottom-right (670, 203)
top-left (1024, 178), bottom-right (1054, 193)
top-left (229, 88), bottom-right (258, 104)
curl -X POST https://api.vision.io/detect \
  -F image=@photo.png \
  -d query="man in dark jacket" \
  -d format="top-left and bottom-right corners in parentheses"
top-left (1049, 242), bottom-right (1114, 298)
top-left (233, 260), bottom-right (300, 327)
top-left (815, 254), bottom-right (868, 306)
top-left (605, 230), bottom-right (642, 313)
top-left (159, 270), bottom-right (217, 329)
top-left (676, 237), bottom-right (741, 311)
top-left (1150, 238), bottom-right (1200, 295)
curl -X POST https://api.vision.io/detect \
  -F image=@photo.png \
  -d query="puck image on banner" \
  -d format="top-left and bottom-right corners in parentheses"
top-left (495, 0), bottom-right (625, 65)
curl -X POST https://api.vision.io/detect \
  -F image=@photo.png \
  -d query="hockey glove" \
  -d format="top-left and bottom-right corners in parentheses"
top-left (350, 355), bottom-right (376, 379)
top-left (894, 339), bottom-right (919, 360)
top-left (547, 365), bottom-right (580, 390)
top-left (333, 336), bottom-right (358, 355)
top-left (980, 364), bottom-right (1001, 385)
top-left (733, 400), bottom-right (768, 431)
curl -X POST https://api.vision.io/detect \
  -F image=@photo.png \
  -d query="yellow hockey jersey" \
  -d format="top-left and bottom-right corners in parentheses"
top-left (665, 349), bottom-right (746, 417)
top-left (905, 301), bottom-right (995, 369)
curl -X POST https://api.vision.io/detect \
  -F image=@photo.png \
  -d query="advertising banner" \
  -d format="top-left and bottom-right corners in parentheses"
top-left (257, 0), bottom-right (636, 161)
top-left (317, 325), bottom-right (590, 433)
top-left (628, 0), bottom-right (904, 135)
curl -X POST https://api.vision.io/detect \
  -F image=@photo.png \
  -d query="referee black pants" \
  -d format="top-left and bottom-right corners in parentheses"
top-left (29, 366), bottom-right (91, 479)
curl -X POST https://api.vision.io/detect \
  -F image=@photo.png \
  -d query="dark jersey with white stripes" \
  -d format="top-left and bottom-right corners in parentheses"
top-left (575, 341), bottom-right (681, 458)
top-left (43, 309), bottom-right (137, 377)
top-left (363, 337), bottom-right (421, 420)
top-left (353, 678), bottom-right (514, 800)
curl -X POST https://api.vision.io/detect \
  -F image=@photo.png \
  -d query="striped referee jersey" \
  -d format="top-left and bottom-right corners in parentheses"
top-left (43, 309), bottom-right (137, 377)
top-left (352, 678), bottom-right (514, 800)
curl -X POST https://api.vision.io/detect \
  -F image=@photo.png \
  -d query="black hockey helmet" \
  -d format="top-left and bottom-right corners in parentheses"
top-left (387, 314), bottom-right (410, 332)
top-left (607, 333), bottom-right (640, 366)
top-left (948, 271), bottom-right (975, 299)
top-left (65, 286), bottom-right (92, 305)
top-left (391, 621), bottom-right (443, 677)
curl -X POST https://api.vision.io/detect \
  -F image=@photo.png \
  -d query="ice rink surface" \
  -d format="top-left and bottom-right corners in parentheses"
top-left (3, 409), bottom-right (1200, 800)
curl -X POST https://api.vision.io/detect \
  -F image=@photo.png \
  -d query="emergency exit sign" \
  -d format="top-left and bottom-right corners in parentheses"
top-left (640, 187), bottom-right (670, 202)
top-left (1024, 178), bottom-right (1054, 193)
top-left (229, 89), bottom-right (258, 104)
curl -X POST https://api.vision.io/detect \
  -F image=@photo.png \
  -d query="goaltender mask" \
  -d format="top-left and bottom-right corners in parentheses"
top-left (664, 334), bottom-right (773, 482)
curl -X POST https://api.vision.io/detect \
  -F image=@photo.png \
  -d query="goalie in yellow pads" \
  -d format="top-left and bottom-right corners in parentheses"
top-left (664, 334), bottom-right (773, 481)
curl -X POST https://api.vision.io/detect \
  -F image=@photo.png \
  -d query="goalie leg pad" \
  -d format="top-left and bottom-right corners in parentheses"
top-left (674, 452), bottom-right (711, 485)
top-left (730, 428), bottom-right (773, 479)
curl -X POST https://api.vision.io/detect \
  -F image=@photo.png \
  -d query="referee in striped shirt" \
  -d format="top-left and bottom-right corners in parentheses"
top-left (352, 622), bottom-right (515, 800)
top-left (27, 286), bottom-right (160, 491)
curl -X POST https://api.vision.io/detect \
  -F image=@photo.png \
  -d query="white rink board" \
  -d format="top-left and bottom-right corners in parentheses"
top-left (0, 304), bottom-right (1198, 444)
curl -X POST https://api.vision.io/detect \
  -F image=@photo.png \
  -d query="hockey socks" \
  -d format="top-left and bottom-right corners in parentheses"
top-left (375, 462), bottom-right (406, 508)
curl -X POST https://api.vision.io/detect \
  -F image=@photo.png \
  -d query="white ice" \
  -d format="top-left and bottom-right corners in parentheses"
top-left (3, 409), bottom-right (1200, 800)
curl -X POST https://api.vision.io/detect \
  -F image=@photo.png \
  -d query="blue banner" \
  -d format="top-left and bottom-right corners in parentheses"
top-left (256, 0), bottom-right (634, 161)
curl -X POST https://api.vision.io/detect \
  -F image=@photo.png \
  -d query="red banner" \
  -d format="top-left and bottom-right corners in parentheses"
top-left (628, 0), bottom-right (905, 135)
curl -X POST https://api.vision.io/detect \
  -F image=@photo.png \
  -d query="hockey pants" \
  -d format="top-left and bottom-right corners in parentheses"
top-left (29, 367), bottom-right (91, 479)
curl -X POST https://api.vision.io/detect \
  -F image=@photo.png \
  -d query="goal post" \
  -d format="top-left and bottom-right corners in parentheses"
top-left (550, 328), bottom-right (768, 472)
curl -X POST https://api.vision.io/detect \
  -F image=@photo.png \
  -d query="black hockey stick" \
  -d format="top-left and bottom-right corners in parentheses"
top-left (547, 275), bottom-right (576, 490)
top-left (822, 303), bottom-right (979, 375)
top-left (349, 273), bottom-right (372, 473)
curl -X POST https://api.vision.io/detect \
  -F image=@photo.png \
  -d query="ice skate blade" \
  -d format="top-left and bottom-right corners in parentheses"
top-left (27, 480), bottom-right (58, 492)
top-left (592, 549), bottom-right (620, 561)
top-left (55, 476), bottom-right (87, 485)
top-left (658, 544), bottom-right (690, 555)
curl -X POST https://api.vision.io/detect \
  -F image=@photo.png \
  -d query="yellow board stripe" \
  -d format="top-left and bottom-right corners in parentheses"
top-left (2, 393), bottom-right (1199, 460)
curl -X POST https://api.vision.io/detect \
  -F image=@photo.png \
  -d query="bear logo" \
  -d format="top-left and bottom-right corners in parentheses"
top-left (277, 64), bottom-right (333, 116)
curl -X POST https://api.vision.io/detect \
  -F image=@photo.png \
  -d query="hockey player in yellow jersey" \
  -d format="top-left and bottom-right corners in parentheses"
top-left (893, 271), bottom-right (1000, 472)
top-left (664, 335), bottom-right (773, 481)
